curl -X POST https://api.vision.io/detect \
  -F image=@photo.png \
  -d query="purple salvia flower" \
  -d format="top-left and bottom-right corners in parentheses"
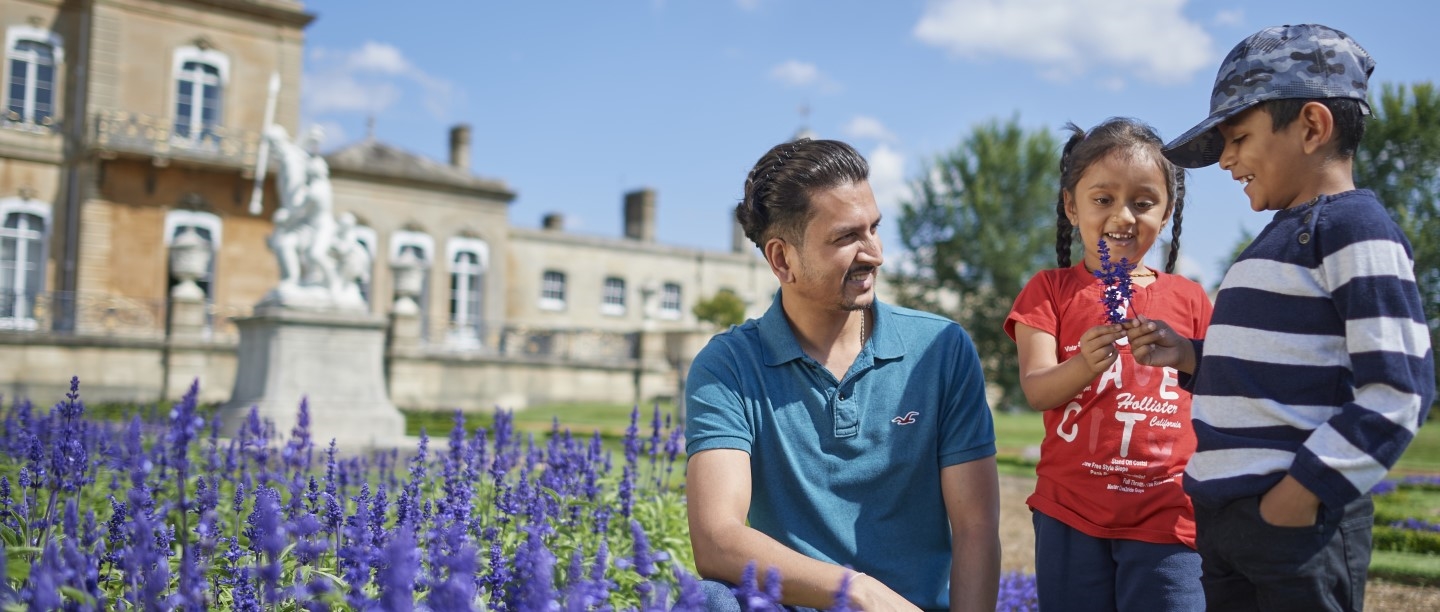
top-left (672, 568), bottom-right (706, 612)
top-left (247, 486), bottom-right (286, 604)
top-left (425, 542), bottom-right (478, 610)
top-left (483, 540), bottom-right (511, 611)
top-left (996, 571), bottom-right (1039, 612)
top-left (1093, 237), bottom-right (1136, 325)
top-left (624, 406), bottom-right (641, 468)
top-left (511, 526), bottom-right (559, 612)
top-left (376, 525), bottom-right (420, 612)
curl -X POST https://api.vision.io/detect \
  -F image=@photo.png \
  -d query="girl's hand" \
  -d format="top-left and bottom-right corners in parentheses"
top-left (1077, 324), bottom-right (1125, 375)
top-left (1124, 315), bottom-right (1192, 371)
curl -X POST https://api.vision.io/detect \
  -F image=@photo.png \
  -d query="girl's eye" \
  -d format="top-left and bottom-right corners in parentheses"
top-left (1094, 197), bottom-right (1112, 206)
top-left (1136, 200), bottom-right (1157, 210)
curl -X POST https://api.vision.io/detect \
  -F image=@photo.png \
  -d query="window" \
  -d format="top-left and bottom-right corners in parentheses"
top-left (390, 230), bottom-right (433, 337)
top-left (171, 47), bottom-right (229, 142)
top-left (163, 209), bottom-right (222, 300)
top-left (446, 237), bottom-right (488, 348)
top-left (5, 27), bottom-right (62, 128)
top-left (539, 270), bottom-right (566, 311)
top-left (0, 197), bottom-right (50, 329)
top-left (659, 282), bottom-right (682, 319)
top-left (601, 276), bottom-right (626, 316)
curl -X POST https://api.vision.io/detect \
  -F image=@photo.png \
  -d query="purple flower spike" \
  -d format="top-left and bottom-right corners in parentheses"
top-left (1093, 237), bottom-right (1136, 325)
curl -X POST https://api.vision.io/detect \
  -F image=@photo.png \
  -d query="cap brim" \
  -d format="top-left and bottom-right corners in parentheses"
top-left (1163, 103), bottom-right (1255, 169)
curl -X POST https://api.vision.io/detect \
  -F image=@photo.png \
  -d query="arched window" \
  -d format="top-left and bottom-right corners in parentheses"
top-left (0, 196), bottom-right (50, 329)
top-left (4, 26), bottom-right (62, 128)
top-left (539, 270), bottom-right (566, 311)
top-left (391, 230), bottom-right (433, 337)
top-left (171, 46), bottom-right (228, 142)
top-left (446, 237), bottom-right (488, 348)
top-left (163, 209), bottom-right (221, 300)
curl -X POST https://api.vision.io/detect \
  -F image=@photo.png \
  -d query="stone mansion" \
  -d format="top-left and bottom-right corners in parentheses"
top-left (0, 0), bottom-right (781, 411)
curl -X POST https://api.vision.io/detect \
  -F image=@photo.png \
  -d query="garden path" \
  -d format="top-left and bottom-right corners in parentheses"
top-left (995, 474), bottom-right (1440, 609)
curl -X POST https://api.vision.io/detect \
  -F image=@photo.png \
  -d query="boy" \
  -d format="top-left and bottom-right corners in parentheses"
top-left (1126, 24), bottom-right (1435, 611)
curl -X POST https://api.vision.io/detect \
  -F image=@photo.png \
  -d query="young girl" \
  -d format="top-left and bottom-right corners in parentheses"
top-left (1005, 118), bottom-right (1212, 611)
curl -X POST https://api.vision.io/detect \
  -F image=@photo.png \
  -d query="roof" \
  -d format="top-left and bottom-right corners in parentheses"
top-left (324, 139), bottom-right (515, 201)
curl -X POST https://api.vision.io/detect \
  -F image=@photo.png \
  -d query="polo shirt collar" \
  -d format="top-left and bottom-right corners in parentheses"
top-left (758, 290), bottom-right (907, 366)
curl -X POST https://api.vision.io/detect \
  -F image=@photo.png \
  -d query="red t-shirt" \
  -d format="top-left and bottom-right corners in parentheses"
top-left (1005, 264), bottom-right (1212, 547)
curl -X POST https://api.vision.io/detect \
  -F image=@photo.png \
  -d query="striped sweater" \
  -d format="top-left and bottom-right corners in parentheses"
top-left (1184, 189), bottom-right (1435, 511)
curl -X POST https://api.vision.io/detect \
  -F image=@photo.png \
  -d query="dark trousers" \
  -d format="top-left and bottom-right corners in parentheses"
top-left (1194, 494), bottom-right (1373, 612)
top-left (1032, 510), bottom-right (1204, 612)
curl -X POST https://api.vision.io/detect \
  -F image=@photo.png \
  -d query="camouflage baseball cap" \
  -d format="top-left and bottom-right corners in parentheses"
top-left (1163, 24), bottom-right (1375, 168)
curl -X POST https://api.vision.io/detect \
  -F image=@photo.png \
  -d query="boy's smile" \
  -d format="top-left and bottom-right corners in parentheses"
top-left (1217, 106), bottom-right (1312, 212)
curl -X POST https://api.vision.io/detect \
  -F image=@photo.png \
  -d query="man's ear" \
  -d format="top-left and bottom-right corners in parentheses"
top-left (1298, 101), bottom-right (1337, 156)
top-left (764, 237), bottom-right (795, 284)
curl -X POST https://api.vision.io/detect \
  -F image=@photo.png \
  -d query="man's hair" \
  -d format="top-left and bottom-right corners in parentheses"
top-left (736, 138), bottom-right (869, 248)
top-left (1261, 98), bottom-right (1367, 160)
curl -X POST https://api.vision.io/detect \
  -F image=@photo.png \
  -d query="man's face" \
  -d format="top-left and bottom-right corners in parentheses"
top-left (1217, 106), bottom-right (1310, 212)
top-left (783, 180), bottom-right (884, 312)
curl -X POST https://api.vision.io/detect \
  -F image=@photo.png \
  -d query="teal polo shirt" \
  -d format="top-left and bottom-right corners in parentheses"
top-left (685, 293), bottom-right (995, 610)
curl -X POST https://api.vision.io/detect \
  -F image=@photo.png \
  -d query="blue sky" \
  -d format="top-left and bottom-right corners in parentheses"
top-left (299, 0), bottom-right (1435, 288)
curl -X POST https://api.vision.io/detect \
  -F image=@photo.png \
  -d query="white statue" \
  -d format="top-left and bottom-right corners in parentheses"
top-left (258, 125), bottom-right (365, 312)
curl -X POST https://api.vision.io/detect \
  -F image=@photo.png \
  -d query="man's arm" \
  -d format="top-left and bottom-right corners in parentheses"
top-left (686, 448), bottom-right (918, 611)
top-left (941, 456), bottom-right (999, 612)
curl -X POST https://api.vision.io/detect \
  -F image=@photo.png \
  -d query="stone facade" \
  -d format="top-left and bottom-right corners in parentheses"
top-left (0, 0), bottom-right (782, 417)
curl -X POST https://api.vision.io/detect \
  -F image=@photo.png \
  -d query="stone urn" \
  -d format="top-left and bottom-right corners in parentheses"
top-left (390, 251), bottom-right (426, 315)
top-left (169, 227), bottom-right (211, 301)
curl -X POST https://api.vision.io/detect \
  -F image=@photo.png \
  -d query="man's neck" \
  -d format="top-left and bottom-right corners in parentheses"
top-left (781, 295), bottom-right (868, 380)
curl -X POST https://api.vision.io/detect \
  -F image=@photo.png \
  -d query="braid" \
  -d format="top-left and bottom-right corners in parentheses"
top-left (1055, 126), bottom-right (1086, 268)
top-left (1165, 167), bottom-right (1186, 274)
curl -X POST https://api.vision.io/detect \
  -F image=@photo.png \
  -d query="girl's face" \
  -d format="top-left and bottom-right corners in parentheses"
top-left (1064, 149), bottom-right (1173, 273)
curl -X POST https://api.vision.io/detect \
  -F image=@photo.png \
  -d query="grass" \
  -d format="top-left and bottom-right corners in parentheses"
top-left (1396, 421), bottom-right (1440, 475)
top-left (1370, 550), bottom-right (1440, 587)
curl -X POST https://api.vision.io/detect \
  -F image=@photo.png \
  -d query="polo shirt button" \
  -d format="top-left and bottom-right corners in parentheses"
top-left (1298, 232), bottom-right (1311, 244)
top-left (1303, 212), bottom-right (1312, 224)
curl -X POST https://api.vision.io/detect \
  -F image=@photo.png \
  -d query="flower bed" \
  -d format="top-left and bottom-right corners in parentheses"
top-left (0, 378), bottom-right (1039, 610)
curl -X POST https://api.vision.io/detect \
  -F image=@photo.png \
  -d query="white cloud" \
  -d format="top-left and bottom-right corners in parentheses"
top-left (843, 115), bottom-right (898, 143)
top-left (913, 0), bottom-right (1214, 85)
top-left (867, 144), bottom-right (909, 213)
top-left (769, 60), bottom-right (821, 87)
top-left (348, 41), bottom-right (410, 75)
top-left (1213, 9), bottom-right (1244, 27)
top-left (303, 42), bottom-right (462, 121)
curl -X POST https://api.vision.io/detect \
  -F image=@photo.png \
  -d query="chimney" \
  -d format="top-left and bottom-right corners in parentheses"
top-left (732, 214), bottom-right (750, 254)
top-left (449, 123), bottom-right (471, 170)
top-left (623, 188), bottom-right (656, 243)
top-left (542, 213), bottom-right (565, 231)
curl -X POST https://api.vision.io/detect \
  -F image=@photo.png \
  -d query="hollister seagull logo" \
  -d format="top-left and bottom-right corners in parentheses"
top-left (892, 411), bottom-right (919, 425)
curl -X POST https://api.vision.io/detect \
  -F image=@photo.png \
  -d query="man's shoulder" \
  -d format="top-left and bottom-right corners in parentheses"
top-left (693, 319), bottom-right (765, 360)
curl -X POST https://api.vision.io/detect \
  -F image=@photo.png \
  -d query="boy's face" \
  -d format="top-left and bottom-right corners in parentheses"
top-left (1216, 106), bottom-right (1310, 212)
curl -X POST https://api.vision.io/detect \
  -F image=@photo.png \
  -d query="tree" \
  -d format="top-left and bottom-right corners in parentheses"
top-left (692, 289), bottom-right (747, 329)
top-left (892, 117), bottom-right (1060, 412)
top-left (1353, 82), bottom-right (1440, 403)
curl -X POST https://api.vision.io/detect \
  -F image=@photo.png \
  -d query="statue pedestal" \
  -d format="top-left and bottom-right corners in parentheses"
top-left (218, 305), bottom-right (405, 451)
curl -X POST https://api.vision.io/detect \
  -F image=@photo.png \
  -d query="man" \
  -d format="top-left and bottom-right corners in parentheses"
top-left (685, 138), bottom-right (1000, 611)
